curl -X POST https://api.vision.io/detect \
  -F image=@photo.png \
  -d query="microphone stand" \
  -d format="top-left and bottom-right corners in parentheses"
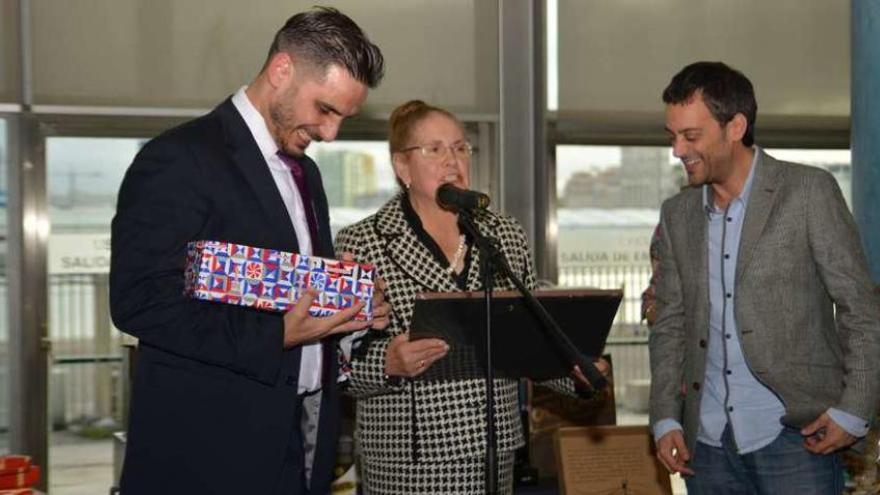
top-left (457, 210), bottom-right (607, 495)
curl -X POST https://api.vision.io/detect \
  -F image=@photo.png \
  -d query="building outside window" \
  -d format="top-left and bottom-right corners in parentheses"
top-left (308, 140), bottom-right (398, 234)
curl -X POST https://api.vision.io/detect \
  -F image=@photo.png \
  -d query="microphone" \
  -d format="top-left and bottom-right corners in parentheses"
top-left (436, 184), bottom-right (491, 212)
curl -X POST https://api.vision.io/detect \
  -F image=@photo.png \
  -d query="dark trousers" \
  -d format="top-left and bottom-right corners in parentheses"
top-left (276, 393), bottom-right (307, 494)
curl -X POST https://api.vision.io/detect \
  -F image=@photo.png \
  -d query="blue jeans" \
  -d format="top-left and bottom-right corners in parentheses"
top-left (685, 425), bottom-right (843, 495)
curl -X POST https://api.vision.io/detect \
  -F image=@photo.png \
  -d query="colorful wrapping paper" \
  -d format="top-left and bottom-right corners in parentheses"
top-left (184, 240), bottom-right (375, 321)
top-left (0, 457), bottom-right (30, 477)
top-left (0, 464), bottom-right (39, 490)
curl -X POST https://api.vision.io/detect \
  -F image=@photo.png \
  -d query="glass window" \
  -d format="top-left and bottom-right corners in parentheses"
top-left (766, 148), bottom-right (851, 208)
top-left (46, 136), bottom-right (144, 495)
top-left (308, 140), bottom-right (399, 234)
top-left (556, 145), bottom-right (679, 331)
top-left (555, 144), bottom-right (677, 423)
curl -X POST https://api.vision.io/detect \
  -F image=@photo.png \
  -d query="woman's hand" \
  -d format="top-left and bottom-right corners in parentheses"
top-left (339, 251), bottom-right (391, 331)
top-left (369, 277), bottom-right (392, 330)
top-left (385, 332), bottom-right (449, 378)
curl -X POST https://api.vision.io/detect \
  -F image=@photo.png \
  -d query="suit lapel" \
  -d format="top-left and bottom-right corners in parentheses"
top-left (376, 195), bottom-right (460, 293)
top-left (736, 152), bottom-right (781, 282)
top-left (215, 99), bottom-right (299, 252)
top-left (464, 238), bottom-right (483, 290)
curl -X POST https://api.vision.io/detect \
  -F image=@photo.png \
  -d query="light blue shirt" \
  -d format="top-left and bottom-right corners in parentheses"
top-left (654, 148), bottom-right (868, 453)
top-left (698, 150), bottom-right (782, 452)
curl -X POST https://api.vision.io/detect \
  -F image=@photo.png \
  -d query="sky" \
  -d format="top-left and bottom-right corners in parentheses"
top-left (46, 137), bottom-right (143, 199)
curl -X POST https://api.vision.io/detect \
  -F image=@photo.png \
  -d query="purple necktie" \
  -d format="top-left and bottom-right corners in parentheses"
top-left (276, 151), bottom-right (319, 250)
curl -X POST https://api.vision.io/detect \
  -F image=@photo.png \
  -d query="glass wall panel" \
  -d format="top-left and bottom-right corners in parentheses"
top-left (45, 136), bottom-right (143, 494)
top-left (556, 1), bottom-right (849, 118)
top-left (555, 145), bottom-right (677, 431)
top-left (766, 149), bottom-right (852, 208)
top-left (556, 145), bottom-right (679, 332)
top-left (30, 0), bottom-right (498, 114)
top-left (309, 140), bottom-right (398, 234)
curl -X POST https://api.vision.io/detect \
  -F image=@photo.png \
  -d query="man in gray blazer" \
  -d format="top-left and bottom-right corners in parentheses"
top-left (649, 61), bottom-right (880, 494)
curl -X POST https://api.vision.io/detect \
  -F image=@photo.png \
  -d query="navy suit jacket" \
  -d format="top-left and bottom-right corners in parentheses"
top-left (110, 98), bottom-right (339, 494)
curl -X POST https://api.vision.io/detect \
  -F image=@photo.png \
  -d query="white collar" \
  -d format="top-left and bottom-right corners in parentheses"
top-left (230, 86), bottom-right (287, 171)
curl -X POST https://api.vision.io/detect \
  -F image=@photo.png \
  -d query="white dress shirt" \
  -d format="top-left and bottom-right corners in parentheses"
top-left (231, 86), bottom-right (322, 394)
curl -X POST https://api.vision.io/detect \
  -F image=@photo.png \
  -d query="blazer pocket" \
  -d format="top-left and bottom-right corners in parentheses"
top-left (142, 360), bottom-right (233, 399)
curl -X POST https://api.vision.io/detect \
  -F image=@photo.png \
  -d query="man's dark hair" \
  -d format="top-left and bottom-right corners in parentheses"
top-left (662, 61), bottom-right (757, 147)
top-left (266, 6), bottom-right (385, 88)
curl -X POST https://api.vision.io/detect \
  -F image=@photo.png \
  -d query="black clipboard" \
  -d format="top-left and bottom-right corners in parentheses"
top-left (409, 289), bottom-right (622, 381)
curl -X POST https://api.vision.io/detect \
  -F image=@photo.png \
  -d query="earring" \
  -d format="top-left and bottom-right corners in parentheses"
top-left (405, 182), bottom-right (411, 190)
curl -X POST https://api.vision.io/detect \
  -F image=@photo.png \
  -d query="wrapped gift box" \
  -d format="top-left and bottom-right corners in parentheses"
top-left (184, 240), bottom-right (374, 321)
top-left (0, 457), bottom-right (30, 477)
top-left (0, 464), bottom-right (39, 490)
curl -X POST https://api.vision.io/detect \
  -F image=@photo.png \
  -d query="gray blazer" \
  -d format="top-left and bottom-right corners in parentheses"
top-left (649, 150), bottom-right (880, 454)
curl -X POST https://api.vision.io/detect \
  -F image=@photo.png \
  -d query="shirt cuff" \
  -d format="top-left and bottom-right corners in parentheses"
top-left (827, 408), bottom-right (870, 438)
top-left (653, 418), bottom-right (684, 443)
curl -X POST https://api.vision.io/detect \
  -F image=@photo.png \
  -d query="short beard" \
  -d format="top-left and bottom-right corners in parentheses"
top-left (268, 84), bottom-right (302, 157)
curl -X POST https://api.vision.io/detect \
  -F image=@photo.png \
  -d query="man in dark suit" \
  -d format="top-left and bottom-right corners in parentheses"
top-left (110, 8), bottom-right (388, 494)
top-left (649, 61), bottom-right (880, 494)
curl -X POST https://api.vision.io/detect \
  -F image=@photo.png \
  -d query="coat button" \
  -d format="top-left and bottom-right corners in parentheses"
top-left (699, 339), bottom-right (707, 348)
top-left (692, 382), bottom-right (701, 391)
top-left (286, 376), bottom-right (296, 386)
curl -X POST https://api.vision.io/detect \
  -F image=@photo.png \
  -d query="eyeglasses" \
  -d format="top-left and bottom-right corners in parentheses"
top-left (398, 141), bottom-right (475, 160)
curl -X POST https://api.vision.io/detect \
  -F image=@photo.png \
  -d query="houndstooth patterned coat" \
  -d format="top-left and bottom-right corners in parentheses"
top-left (335, 193), bottom-right (580, 469)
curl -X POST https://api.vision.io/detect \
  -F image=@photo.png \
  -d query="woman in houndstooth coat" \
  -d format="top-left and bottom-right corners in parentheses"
top-left (335, 100), bottom-right (605, 495)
